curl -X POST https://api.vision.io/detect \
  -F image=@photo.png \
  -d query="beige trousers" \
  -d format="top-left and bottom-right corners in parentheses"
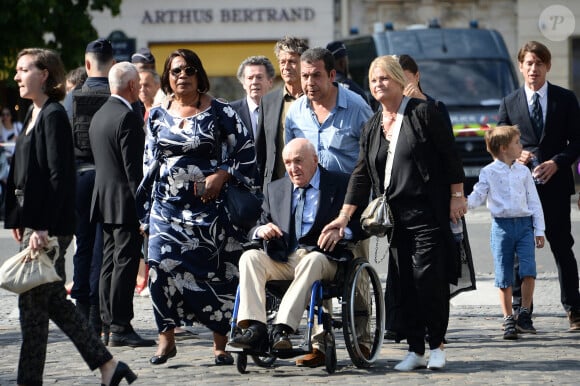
top-left (237, 248), bottom-right (337, 340)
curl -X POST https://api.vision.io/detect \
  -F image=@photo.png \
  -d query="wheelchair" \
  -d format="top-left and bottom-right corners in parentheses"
top-left (227, 250), bottom-right (385, 374)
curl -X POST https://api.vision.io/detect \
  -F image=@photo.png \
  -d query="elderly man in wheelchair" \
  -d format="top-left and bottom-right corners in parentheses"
top-left (228, 139), bottom-right (384, 373)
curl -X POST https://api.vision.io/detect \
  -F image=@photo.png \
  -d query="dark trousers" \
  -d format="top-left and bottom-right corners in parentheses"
top-left (99, 223), bottom-right (142, 332)
top-left (387, 203), bottom-right (449, 355)
top-left (514, 187), bottom-right (580, 312)
top-left (17, 229), bottom-right (112, 385)
top-left (71, 168), bottom-right (103, 306)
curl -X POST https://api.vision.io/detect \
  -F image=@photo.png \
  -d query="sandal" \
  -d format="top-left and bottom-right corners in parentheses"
top-left (214, 353), bottom-right (234, 365)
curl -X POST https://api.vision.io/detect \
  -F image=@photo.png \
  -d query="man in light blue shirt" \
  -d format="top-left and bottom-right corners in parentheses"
top-left (285, 47), bottom-right (373, 174)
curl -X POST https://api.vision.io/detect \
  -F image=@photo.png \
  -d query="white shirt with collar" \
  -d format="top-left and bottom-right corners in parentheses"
top-left (110, 94), bottom-right (133, 111)
top-left (468, 159), bottom-right (545, 237)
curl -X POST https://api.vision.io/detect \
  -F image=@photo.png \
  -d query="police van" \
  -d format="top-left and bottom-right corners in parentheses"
top-left (343, 23), bottom-right (519, 190)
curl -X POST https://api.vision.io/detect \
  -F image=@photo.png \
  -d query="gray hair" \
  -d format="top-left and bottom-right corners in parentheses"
top-left (139, 68), bottom-right (160, 85)
top-left (108, 62), bottom-right (139, 92)
top-left (274, 36), bottom-right (309, 59)
top-left (236, 55), bottom-right (275, 82)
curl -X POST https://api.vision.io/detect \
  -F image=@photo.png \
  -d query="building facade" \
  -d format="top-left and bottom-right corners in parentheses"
top-left (90, 0), bottom-right (580, 98)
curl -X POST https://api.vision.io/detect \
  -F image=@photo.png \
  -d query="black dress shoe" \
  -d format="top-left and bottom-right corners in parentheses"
top-left (110, 329), bottom-right (156, 347)
top-left (271, 324), bottom-right (292, 350)
top-left (229, 322), bottom-right (267, 349)
top-left (101, 361), bottom-right (137, 386)
top-left (150, 346), bottom-right (177, 365)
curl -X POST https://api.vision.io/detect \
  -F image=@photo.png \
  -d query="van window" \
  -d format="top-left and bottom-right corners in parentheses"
top-left (417, 59), bottom-right (515, 107)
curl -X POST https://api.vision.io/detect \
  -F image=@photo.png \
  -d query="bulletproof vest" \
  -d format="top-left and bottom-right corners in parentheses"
top-left (71, 84), bottom-right (110, 161)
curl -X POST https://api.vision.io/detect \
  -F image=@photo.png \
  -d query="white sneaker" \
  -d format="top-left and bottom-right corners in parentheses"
top-left (427, 348), bottom-right (446, 370)
top-left (394, 352), bottom-right (427, 371)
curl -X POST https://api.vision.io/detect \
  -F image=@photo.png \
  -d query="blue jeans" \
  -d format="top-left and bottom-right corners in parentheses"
top-left (490, 216), bottom-right (536, 288)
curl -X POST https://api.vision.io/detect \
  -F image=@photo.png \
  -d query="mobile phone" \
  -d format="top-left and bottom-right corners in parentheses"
top-left (194, 181), bottom-right (206, 197)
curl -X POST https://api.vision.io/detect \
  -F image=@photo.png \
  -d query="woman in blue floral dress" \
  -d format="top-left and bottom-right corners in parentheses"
top-left (137, 49), bottom-right (257, 366)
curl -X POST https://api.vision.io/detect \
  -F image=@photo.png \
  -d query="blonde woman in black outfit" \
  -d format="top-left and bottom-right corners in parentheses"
top-left (5, 48), bottom-right (135, 386)
top-left (323, 56), bottom-right (465, 371)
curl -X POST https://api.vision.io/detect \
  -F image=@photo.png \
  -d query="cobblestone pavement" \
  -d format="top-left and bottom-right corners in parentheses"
top-left (1, 272), bottom-right (579, 385)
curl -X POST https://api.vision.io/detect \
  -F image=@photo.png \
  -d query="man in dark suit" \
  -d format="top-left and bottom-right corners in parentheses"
top-left (89, 62), bottom-right (154, 346)
top-left (230, 56), bottom-right (275, 141)
top-left (230, 138), bottom-right (364, 367)
top-left (256, 36), bottom-right (309, 189)
top-left (498, 40), bottom-right (580, 331)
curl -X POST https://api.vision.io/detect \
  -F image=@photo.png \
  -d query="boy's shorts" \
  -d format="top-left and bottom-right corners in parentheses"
top-left (490, 216), bottom-right (537, 288)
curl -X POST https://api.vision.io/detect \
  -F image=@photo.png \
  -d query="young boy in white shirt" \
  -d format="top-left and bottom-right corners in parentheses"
top-left (468, 125), bottom-right (545, 339)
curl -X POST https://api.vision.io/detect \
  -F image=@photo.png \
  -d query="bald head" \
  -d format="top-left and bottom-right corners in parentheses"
top-left (283, 138), bottom-right (318, 187)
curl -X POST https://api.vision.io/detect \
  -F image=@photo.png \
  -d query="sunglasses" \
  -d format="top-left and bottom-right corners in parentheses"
top-left (170, 66), bottom-right (197, 77)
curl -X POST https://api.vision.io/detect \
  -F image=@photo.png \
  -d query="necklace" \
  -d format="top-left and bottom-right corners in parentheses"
top-left (382, 111), bottom-right (397, 140)
top-left (382, 112), bottom-right (397, 122)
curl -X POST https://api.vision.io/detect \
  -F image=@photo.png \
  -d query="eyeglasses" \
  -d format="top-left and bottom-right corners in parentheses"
top-left (170, 66), bottom-right (197, 77)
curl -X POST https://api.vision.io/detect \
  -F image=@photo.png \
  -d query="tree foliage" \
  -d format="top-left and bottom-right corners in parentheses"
top-left (0, 0), bottom-right (122, 84)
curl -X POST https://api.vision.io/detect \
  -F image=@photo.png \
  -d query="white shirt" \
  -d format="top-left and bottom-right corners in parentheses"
top-left (467, 159), bottom-right (545, 236)
top-left (110, 94), bottom-right (133, 111)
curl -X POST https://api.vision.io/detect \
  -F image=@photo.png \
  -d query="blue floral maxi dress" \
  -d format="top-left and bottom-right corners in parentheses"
top-left (137, 99), bottom-right (257, 335)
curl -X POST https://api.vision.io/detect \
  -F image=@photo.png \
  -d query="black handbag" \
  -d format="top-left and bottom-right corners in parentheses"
top-left (224, 183), bottom-right (263, 231)
top-left (360, 193), bottom-right (393, 237)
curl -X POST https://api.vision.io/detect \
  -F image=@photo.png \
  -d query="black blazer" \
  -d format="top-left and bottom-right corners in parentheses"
top-left (346, 98), bottom-right (464, 205)
top-left (498, 83), bottom-right (580, 195)
top-left (256, 88), bottom-right (285, 189)
top-left (230, 98), bottom-right (253, 139)
top-left (345, 98), bottom-right (465, 282)
top-left (249, 166), bottom-right (363, 262)
top-left (89, 97), bottom-right (145, 224)
top-left (4, 99), bottom-right (76, 235)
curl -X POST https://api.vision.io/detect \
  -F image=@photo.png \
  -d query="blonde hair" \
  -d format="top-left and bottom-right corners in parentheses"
top-left (368, 55), bottom-right (407, 90)
top-left (485, 125), bottom-right (520, 157)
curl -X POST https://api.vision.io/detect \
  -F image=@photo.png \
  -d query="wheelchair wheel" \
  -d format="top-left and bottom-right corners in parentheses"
top-left (342, 258), bottom-right (385, 368)
top-left (251, 355), bottom-right (276, 368)
top-left (236, 353), bottom-right (248, 374)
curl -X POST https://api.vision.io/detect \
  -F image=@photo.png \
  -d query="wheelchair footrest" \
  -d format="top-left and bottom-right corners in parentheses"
top-left (271, 348), bottom-right (310, 359)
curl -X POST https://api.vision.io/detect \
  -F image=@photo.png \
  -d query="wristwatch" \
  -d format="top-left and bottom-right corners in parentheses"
top-left (451, 192), bottom-right (463, 198)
